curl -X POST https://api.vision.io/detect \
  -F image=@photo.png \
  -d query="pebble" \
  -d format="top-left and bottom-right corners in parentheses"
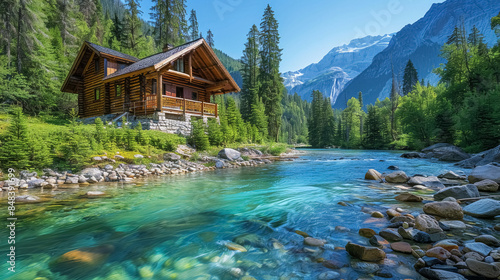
top-left (474, 235), bottom-right (500, 247)
top-left (225, 242), bottom-right (247, 252)
top-left (304, 237), bottom-right (325, 247)
top-left (317, 271), bottom-right (340, 280)
top-left (466, 258), bottom-right (500, 278)
top-left (351, 261), bottom-right (379, 274)
top-left (390, 242), bottom-right (412, 254)
top-left (386, 209), bottom-right (401, 218)
top-left (295, 230), bottom-right (309, 238)
top-left (371, 211), bottom-right (384, 218)
top-left (379, 228), bottom-right (403, 241)
top-left (358, 228), bottom-right (376, 238)
top-left (369, 235), bottom-right (390, 248)
top-left (426, 246), bottom-right (451, 261)
top-left (463, 242), bottom-right (493, 257)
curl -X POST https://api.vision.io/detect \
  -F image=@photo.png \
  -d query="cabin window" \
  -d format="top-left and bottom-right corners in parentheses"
top-left (115, 84), bottom-right (122, 97)
top-left (174, 58), bottom-right (184, 73)
top-left (94, 59), bottom-right (100, 73)
top-left (176, 87), bottom-right (184, 98)
top-left (192, 92), bottom-right (198, 101)
top-left (94, 88), bottom-right (100, 100)
top-left (162, 83), bottom-right (167, 95)
top-left (152, 79), bottom-right (157, 95)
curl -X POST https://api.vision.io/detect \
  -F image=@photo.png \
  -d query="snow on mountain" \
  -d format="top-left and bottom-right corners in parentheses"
top-left (282, 34), bottom-right (392, 103)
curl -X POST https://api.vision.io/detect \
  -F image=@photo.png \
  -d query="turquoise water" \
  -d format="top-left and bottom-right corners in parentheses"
top-left (1, 150), bottom-right (467, 279)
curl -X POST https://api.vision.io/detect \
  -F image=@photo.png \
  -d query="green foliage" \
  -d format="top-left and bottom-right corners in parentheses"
top-left (191, 119), bottom-right (209, 151)
top-left (0, 107), bottom-right (30, 169)
top-left (403, 60), bottom-right (419, 96)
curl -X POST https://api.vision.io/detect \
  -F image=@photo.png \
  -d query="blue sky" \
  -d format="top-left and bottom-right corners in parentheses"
top-left (140, 0), bottom-right (445, 72)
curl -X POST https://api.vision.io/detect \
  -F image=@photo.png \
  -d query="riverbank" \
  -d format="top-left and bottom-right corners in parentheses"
top-left (0, 147), bottom-right (304, 203)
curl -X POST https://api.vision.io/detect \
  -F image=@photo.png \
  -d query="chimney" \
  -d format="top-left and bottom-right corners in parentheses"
top-left (163, 44), bottom-right (174, 52)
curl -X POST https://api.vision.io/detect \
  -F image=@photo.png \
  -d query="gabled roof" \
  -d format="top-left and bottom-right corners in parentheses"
top-left (86, 42), bottom-right (139, 62)
top-left (103, 39), bottom-right (202, 81)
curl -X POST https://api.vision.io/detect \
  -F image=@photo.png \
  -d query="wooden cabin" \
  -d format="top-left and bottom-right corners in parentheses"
top-left (61, 39), bottom-right (240, 122)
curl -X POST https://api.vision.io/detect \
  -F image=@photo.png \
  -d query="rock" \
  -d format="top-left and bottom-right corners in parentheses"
top-left (426, 247), bottom-right (452, 261)
top-left (390, 242), bottom-right (412, 254)
top-left (466, 259), bottom-right (500, 278)
top-left (439, 220), bottom-right (466, 230)
top-left (386, 209), bottom-right (401, 218)
top-left (468, 164), bottom-right (500, 183)
top-left (322, 260), bottom-right (346, 269)
top-left (388, 165), bottom-right (399, 170)
top-left (463, 242), bottom-right (493, 257)
top-left (438, 171), bottom-right (466, 180)
top-left (163, 153), bottom-right (181, 161)
top-left (433, 240), bottom-right (459, 252)
top-left (464, 252), bottom-right (485, 262)
top-left (351, 261), bottom-right (379, 274)
top-left (390, 216), bottom-right (414, 224)
top-left (92, 156), bottom-right (103, 161)
top-left (418, 268), bottom-right (467, 280)
top-left (317, 271), bottom-right (340, 280)
top-left (423, 201), bottom-right (464, 220)
top-left (50, 245), bottom-right (114, 274)
top-left (371, 211), bottom-right (384, 218)
top-left (80, 168), bottom-right (103, 181)
top-left (345, 242), bottom-right (386, 262)
top-left (463, 199), bottom-right (500, 218)
top-left (415, 214), bottom-right (443, 234)
top-left (456, 144), bottom-right (500, 168)
top-left (15, 195), bottom-right (41, 203)
top-left (359, 228), bottom-right (377, 238)
top-left (215, 160), bottom-right (225, 169)
top-left (395, 193), bottom-right (423, 202)
top-left (335, 226), bottom-right (350, 232)
top-left (86, 191), bottom-right (105, 197)
top-left (369, 235), bottom-right (390, 248)
top-left (218, 148), bottom-right (241, 161)
top-left (304, 237), bottom-right (325, 247)
top-left (295, 230), bottom-right (309, 238)
top-left (421, 143), bottom-right (470, 162)
top-left (407, 176), bottom-right (446, 189)
top-left (442, 197), bottom-right (457, 202)
top-left (26, 179), bottom-right (45, 188)
top-left (433, 185), bottom-right (479, 201)
top-left (379, 228), bottom-right (403, 241)
top-left (225, 242), bottom-right (247, 252)
top-left (474, 179), bottom-right (499, 192)
top-left (133, 154), bottom-right (144, 159)
top-left (413, 249), bottom-right (426, 258)
top-left (401, 152), bottom-right (424, 159)
top-left (398, 227), bottom-right (415, 240)
top-left (385, 171), bottom-right (410, 183)
top-left (365, 169), bottom-right (383, 181)
top-left (475, 235), bottom-right (500, 247)
top-left (422, 256), bottom-right (446, 267)
top-left (114, 155), bottom-right (125, 160)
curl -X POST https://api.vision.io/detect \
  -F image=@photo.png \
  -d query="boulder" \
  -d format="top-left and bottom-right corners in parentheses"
top-left (27, 179), bottom-right (46, 188)
top-left (468, 164), bottom-right (500, 183)
top-left (218, 148), bottom-right (241, 161)
top-left (80, 168), bottom-right (103, 181)
top-left (438, 171), bottom-right (466, 180)
top-left (463, 199), bottom-right (500, 218)
top-left (466, 259), bottom-right (500, 278)
top-left (421, 143), bottom-right (470, 162)
top-left (50, 245), bottom-right (114, 274)
top-left (423, 201), bottom-right (464, 220)
top-left (365, 169), bottom-right (382, 181)
top-left (395, 193), bottom-right (423, 202)
top-left (415, 214), bottom-right (443, 234)
top-left (426, 247), bottom-right (451, 261)
top-left (345, 242), bottom-right (386, 262)
top-left (474, 179), bottom-right (499, 192)
top-left (418, 268), bottom-right (467, 280)
top-left (401, 152), bottom-right (424, 159)
top-left (407, 176), bottom-right (445, 189)
top-left (456, 144), bottom-right (500, 168)
top-left (163, 153), bottom-right (181, 161)
top-left (385, 171), bottom-right (410, 183)
top-left (433, 185), bottom-right (479, 201)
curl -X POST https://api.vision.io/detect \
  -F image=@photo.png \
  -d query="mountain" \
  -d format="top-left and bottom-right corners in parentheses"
top-left (213, 49), bottom-right (243, 88)
top-left (282, 34), bottom-right (392, 103)
top-left (336, 0), bottom-right (500, 109)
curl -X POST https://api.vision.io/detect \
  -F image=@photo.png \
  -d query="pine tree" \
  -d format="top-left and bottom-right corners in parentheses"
top-left (188, 9), bottom-right (199, 41)
top-left (468, 25), bottom-right (484, 46)
top-left (123, 0), bottom-right (143, 54)
top-left (259, 5), bottom-right (283, 141)
top-left (390, 67), bottom-right (400, 141)
top-left (150, 0), bottom-right (187, 47)
top-left (403, 59), bottom-right (419, 95)
top-left (250, 96), bottom-right (268, 138)
top-left (0, 0), bottom-right (17, 67)
top-left (95, 117), bottom-right (107, 144)
top-left (0, 107), bottom-right (30, 169)
top-left (364, 105), bottom-right (384, 149)
top-left (206, 29), bottom-right (214, 47)
top-left (207, 118), bottom-right (223, 146)
top-left (241, 25), bottom-right (260, 120)
top-left (191, 119), bottom-right (209, 151)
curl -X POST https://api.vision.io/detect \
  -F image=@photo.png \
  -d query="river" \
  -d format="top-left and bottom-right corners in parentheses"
top-left (1, 149), bottom-right (471, 279)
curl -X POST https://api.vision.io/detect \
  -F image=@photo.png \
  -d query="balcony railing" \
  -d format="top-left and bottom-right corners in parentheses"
top-left (121, 95), bottom-right (218, 118)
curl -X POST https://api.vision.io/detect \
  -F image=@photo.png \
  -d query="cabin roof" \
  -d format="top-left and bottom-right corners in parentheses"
top-left (103, 39), bottom-right (202, 81)
top-left (86, 42), bottom-right (139, 62)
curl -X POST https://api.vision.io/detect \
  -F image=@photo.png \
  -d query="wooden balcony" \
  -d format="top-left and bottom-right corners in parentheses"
top-left (124, 95), bottom-right (218, 118)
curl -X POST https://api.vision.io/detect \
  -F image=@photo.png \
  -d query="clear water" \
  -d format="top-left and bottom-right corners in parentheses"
top-left (0, 150), bottom-right (479, 280)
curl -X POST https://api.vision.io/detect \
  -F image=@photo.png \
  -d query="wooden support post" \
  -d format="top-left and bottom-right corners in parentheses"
top-left (183, 98), bottom-right (186, 115)
top-left (201, 101), bottom-right (204, 116)
top-left (188, 53), bottom-right (193, 83)
top-left (215, 103), bottom-right (218, 118)
top-left (157, 72), bottom-right (162, 111)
